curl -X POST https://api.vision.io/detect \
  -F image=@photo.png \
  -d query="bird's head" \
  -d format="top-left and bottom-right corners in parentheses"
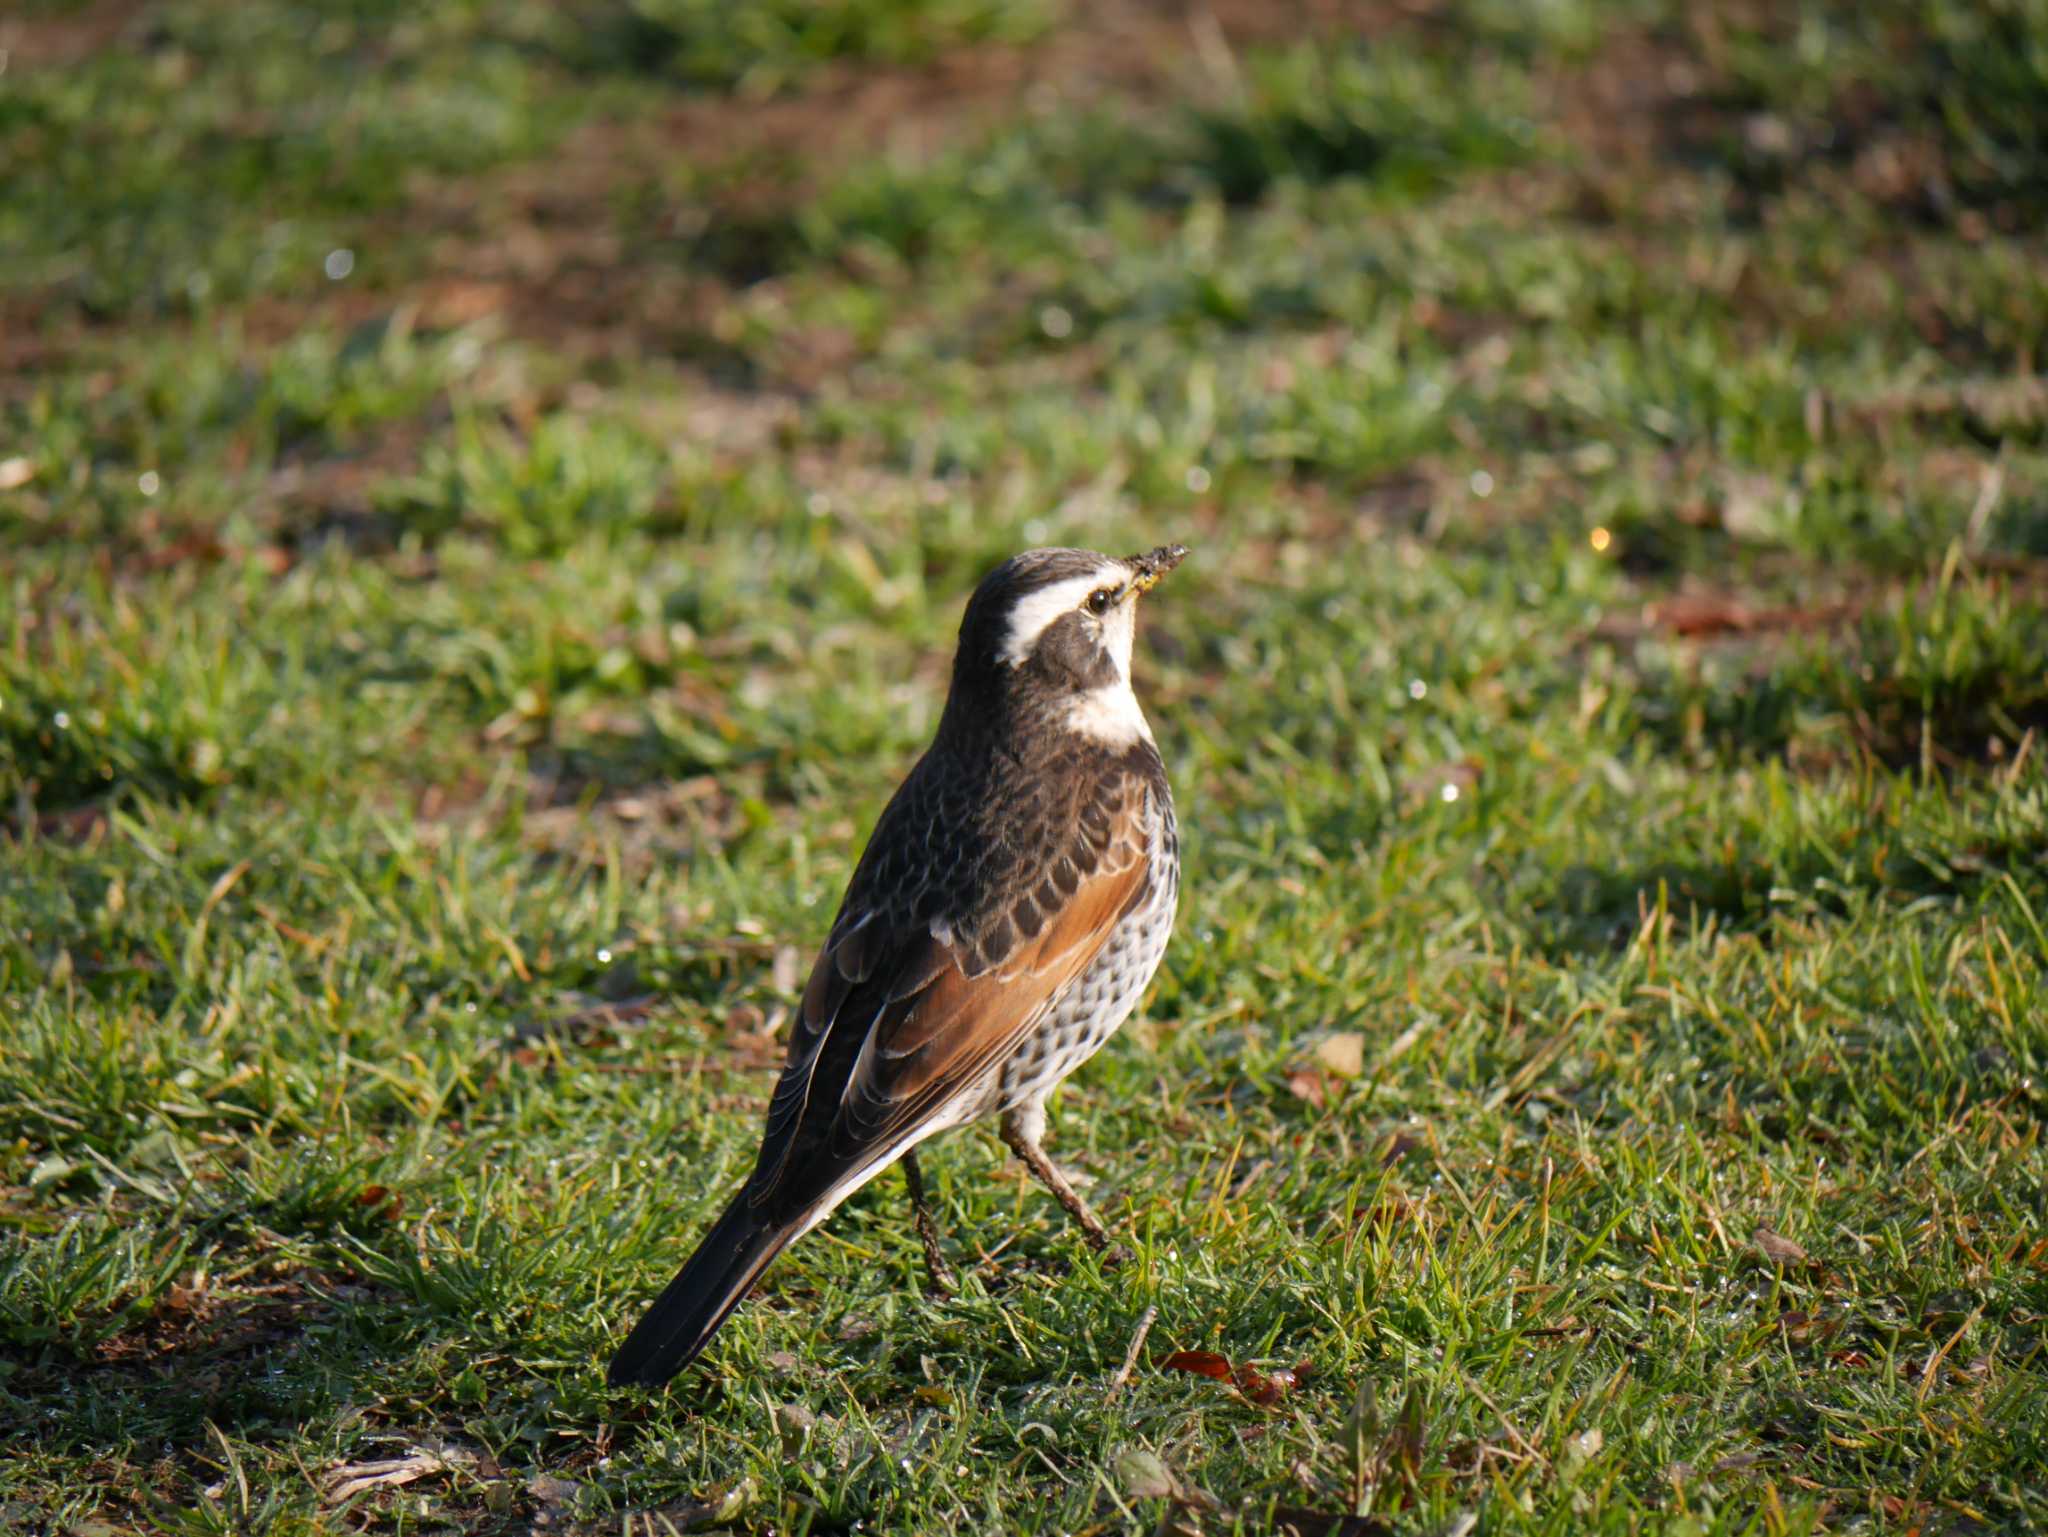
top-left (944, 544), bottom-right (1186, 747)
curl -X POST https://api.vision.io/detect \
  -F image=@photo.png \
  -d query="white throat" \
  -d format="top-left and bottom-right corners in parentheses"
top-left (1067, 678), bottom-right (1153, 746)
top-left (997, 563), bottom-right (1150, 746)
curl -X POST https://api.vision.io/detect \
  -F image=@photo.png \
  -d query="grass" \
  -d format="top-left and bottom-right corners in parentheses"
top-left (2, 0), bottom-right (2046, 1532)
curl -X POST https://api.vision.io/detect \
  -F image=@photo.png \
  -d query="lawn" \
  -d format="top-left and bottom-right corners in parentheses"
top-left (3, 0), bottom-right (2047, 1531)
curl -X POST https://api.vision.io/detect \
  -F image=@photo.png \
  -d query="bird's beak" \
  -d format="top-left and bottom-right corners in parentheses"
top-left (1125, 544), bottom-right (1188, 598)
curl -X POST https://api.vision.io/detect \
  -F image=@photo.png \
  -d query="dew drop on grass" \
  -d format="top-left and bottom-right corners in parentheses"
top-left (1407, 679), bottom-right (1427, 700)
top-left (52, 711), bottom-right (70, 730)
top-left (324, 248), bottom-right (355, 280)
top-left (137, 471), bottom-right (160, 497)
top-left (1440, 783), bottom-right (1460, 803)
top-left (1184, 465), bottom-right (1211, 494)
top-left (1470, 470), bottom-right (1494, 498)
top-left (597, 948), bottom-right (612, 964)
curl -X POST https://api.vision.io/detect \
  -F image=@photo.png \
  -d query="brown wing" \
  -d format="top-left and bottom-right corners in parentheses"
top-left (745, 755), bottom-right (1160, 1215)
top-left (830, 840), bottom-right (1150, 1156)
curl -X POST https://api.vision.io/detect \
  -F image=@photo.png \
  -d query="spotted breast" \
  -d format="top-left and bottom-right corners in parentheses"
top-left (991, 765), bottom-right (1178, 1125)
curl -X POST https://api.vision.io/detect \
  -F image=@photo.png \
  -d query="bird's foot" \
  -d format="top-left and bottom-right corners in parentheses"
top-left (999, 1110), bottom-right (1127, 1266)
top-left (903, 1150), bottom-right (957, 1297)
top-left (916, 1212), bottom-right (958, 1296)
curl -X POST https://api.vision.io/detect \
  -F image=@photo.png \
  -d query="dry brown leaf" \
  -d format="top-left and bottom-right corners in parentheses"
top-left (1159, 1349), bottom-right (1233, 1381)
top-left (354, 1186), bottom-right (403, 1222)
top-left (527, 1473), bottom-right (578, 1509)
top-left (1752, 1226), bottom-right (1808, 1266)
top-left (1235, 1362), bottom-right (1300, 1406)
top-left (1160, 1350), bottom-right (1301, 1408)
top-left (1286, 1069), bottom-right (1329, 1109)
top-left (1114, 1447), bottom-right (1178, 1501)
top-left (1315, 1033), bottom-right (1366, 1079)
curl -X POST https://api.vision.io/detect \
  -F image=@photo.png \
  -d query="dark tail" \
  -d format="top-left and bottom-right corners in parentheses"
top-left (608, 1194), bottom-right (796, 1388)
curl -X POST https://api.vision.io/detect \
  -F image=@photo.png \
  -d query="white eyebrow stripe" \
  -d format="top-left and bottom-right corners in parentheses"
top-left (996, 570), bottom-right (1118, 667)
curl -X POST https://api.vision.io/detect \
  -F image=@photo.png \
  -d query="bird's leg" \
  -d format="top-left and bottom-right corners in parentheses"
top-left (999, 1109), bottom-right (1123, 1260)
top-left (902, 1150), bottom-right (956, 1296)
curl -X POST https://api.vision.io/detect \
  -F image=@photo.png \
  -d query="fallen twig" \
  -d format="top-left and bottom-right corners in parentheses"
top-left (322, 1447), bottom-right (473, 1504)
top-left (1108, 1304), bottom-right (1158, 1400)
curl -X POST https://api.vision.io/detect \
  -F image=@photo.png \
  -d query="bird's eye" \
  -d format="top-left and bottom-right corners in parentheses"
top-left (1085, 587), bottom-right (1116, 615)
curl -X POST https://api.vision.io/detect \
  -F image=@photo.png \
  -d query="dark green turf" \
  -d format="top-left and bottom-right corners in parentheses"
top-left (3, 1), bottom-right (2045, 1531)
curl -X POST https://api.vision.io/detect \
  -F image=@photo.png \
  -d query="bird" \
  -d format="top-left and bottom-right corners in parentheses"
top-left (608, 544), bottom-right (1186, 1389)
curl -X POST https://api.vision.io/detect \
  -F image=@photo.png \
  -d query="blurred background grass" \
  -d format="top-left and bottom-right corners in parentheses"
top-left (3, 1), bottom-right (2046, 1533)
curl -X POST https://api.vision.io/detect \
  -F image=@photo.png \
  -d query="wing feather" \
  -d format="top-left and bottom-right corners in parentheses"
top-left (746, 767), bottom-right (1158, 1213)
top-left (830, 847), bottom-right (1151, 1155)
